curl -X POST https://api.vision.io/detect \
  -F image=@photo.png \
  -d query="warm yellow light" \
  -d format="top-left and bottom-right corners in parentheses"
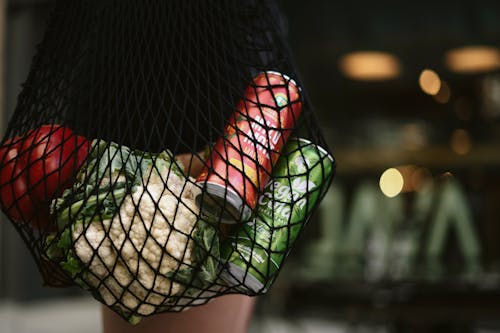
top-left (442, 171), bottom-right (454, 179)
top-left (433, 81), bottom-right (451, 104)
top-left (419, 69), bottom-right (441, 95)
top-left (410, 167), bottom-right (432, 192)
top-left (450, 129), bottom-right (472, 155)
top-left (396, 165), bottom-right (432, 193)
top-left (445, 46), bottom-right (500, 74)
top-left (379, 168), bottom-right (404, 198)
top-left (339, 51), bottom-right (401, 81)
top-left (398, 165), bottom-right (417, 193)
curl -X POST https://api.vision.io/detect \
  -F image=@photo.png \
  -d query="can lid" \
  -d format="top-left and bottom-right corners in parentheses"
top-left (291, 137), bottom-right (335, 164)
top-left (196, 182), bottom-right (252, 224)
top-left (262, 71), bottom-right (302, 93)
top-left (221, 263), bottom-right (266, 294)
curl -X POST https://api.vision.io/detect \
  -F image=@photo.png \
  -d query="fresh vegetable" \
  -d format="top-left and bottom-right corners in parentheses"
top-left (45, 140), bottom-right (220, 323)
top-left (22, 125), bottom-right (90, 202)
top-left (0, 137), bottom-right (36, 221)
top-left (0, 125), bottom-right (90, 227)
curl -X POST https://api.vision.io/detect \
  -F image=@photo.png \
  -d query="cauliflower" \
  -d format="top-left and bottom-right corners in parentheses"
top-left (44, 140), bottom-right (220, 324)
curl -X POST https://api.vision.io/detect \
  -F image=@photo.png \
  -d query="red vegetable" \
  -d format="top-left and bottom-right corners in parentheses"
top-left (0, 137), bottom-right (36, 221)
top-left (21, 125), bottom-right (90, 202)
top-left (0, 125), bottom-right (90, 226)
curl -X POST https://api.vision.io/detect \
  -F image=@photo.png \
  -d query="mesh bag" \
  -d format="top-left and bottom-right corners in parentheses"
top-left (0, 0), bottom-right (335, 324)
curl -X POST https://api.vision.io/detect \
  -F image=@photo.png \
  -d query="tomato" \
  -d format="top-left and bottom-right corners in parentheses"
top-left (0, 138), bottom-right (37, 221)
top-left (21, 125), bottom-right (89, 202)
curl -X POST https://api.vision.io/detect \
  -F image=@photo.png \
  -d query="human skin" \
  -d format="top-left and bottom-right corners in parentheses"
top-left (102, 294), bottom-right (256, 333)
top-left (175, 152), bottom-right (205, 178)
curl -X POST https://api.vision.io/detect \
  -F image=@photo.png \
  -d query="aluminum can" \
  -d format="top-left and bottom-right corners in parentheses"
top-left (220, 138), bottom-right (335, 292)
top-left (196, 71), bottom-right (302, 223)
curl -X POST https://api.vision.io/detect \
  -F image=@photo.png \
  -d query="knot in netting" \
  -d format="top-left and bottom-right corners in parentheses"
top-left (0, 0), bottom-right (334, 324)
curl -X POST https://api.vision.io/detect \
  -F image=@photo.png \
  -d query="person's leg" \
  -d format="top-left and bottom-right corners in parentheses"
top-left (102, 294), bottom-right (256, 333)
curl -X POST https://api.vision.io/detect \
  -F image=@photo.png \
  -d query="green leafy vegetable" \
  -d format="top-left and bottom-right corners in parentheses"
top-left (43, 139), bottom-right (220, 324)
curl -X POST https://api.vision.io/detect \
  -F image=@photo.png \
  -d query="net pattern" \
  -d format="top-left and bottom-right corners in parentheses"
top-left (0, 0), bottom-right (335, 323)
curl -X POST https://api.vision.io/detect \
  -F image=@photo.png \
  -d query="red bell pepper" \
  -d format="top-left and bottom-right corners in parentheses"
top-left (0, 137), bottom-right (36, 221)
top-left (21, 125), bottom-right (90, 202)
top-left (0, 125), bottom-right (90, 227)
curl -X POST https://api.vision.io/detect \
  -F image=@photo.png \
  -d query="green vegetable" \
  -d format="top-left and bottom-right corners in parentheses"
top-left (43, 139), bottom-right (220, 324)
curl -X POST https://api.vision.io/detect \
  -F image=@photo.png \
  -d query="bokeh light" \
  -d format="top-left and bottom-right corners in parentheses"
top-left (433, 81), bottom-right (451, 104)
top-left (419, 69), bottom-right (441, 95)
top-left (450, 129), bottom-right (472, 155)
top-left (445, 46), bottom-right (500, 73)
top-left (379, 168), bottom-right (404, 198)
top-left (339, 51), bottom-right (401, 81)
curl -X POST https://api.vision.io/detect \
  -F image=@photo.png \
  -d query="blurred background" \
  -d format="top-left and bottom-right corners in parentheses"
top-left (2, 0), bottom-right (500, 332)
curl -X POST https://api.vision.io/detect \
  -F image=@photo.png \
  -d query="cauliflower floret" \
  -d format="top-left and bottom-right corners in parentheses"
top-left (73, 167), bottom-right (202, 316)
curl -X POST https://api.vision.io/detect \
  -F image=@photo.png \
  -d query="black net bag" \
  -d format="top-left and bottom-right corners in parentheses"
top-left (0, 0), bottom-right (335, 324)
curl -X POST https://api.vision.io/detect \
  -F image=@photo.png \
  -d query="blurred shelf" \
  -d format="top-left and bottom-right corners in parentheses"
top-left (333, 144), bottom-right (500, 174)
top-left (283, 280), bottom-right (500, 322)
